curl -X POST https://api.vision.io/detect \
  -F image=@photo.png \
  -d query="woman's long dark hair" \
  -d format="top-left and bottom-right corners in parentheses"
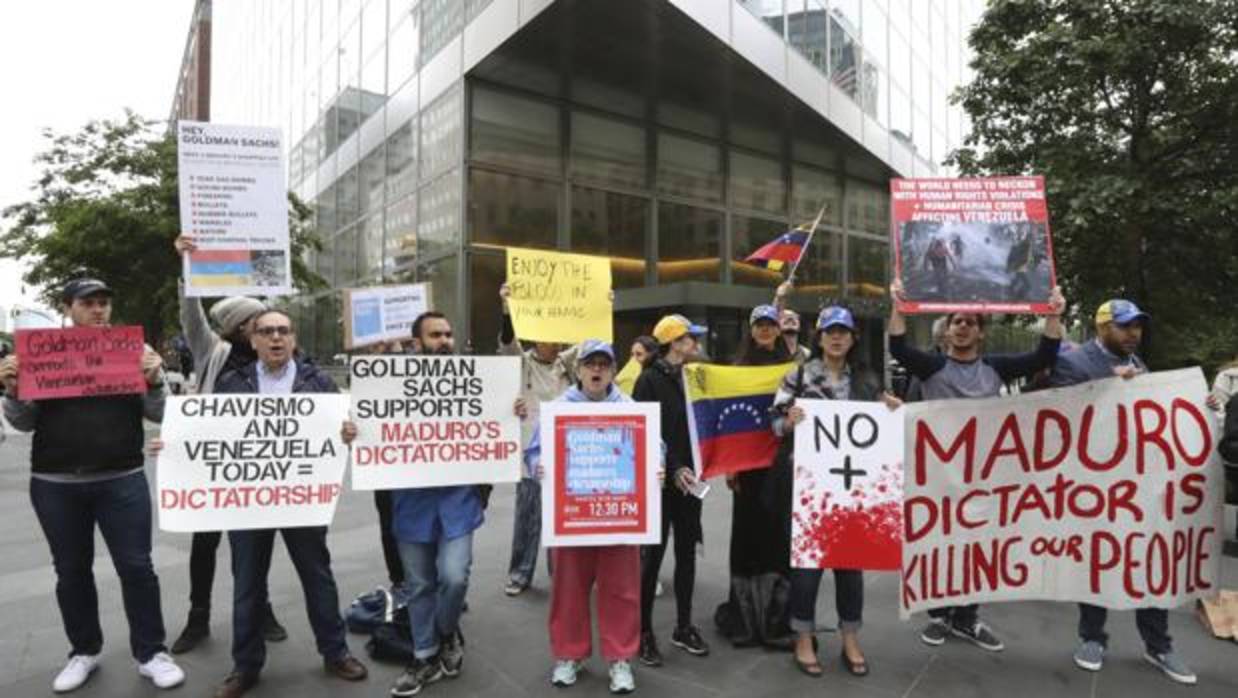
top-left (809, 321), bottom-right (863, 371)
top-left (735, 323), bottom-right (790, 366)
top-left (632, 335), bottom-right (659, 367)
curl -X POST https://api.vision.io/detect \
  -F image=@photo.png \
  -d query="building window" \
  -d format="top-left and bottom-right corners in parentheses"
top-left (388, 9), bottom-right (420, 93)
top-left (847, 180), bottom-right (888, 235)
top-left (468, 251), bottom-right (505, 354)
top-left (470, 87), bottom-right (561, 176)
top-left (739, 0), bottom-right (785, 37)
top-left (386, 119), bottom-right (418, 201)
top-left (730, 150), bottom-right (786, 215)
top-left (384, 192), bottom-right (417, 275)
top-left (657, 202), bottom-right (721, 283)
top-left (570, 186), bottom-right (648, 288)
top-left (656, 133), bottom-right (722, 204)
top-left (418, 169), bottom-right (461, 259)
top-left (791, 164), bottom-right (843, 226)
top-left (731, 214), bottom-right (788, 287)
top-left (847, 235), bottom-right (888, 298)
top-left (570, 111), bottom-right (646, 190)
top-left (420, 254), bottom-right (460, 331)
top-left (337, 165), bottom-right (361, 227)
top-left (335, 225), bottom-right (360, 285)
top-left (420, 0), bottom-right (463, 67)
top-left (360, 146), bottom-right (386, 215)
top-left (789, 0), bottom-right (829, 73)
top-left (420, 86), bottom-right (462, 181)
top-left (468, 170), bottom-right (558, 249)
top-left (829, 16), bottom-right (860, 102)
top-left (794, 226), bottom-right (844, 300)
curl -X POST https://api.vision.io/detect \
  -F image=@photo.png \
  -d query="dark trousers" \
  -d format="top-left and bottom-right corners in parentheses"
top-left (640, 486), bottom-right (702, 632)
top-left (788, 568), bottom-right (863, 633)
top-left (228, 527), bottom-right (349, 675)
top-left (928, 604), bottom-right (979, 628)
top-left (508, 477), bottom-right (551, 586)
top-left (188, 531), bottom-right (222, 611)
top-left (374, 490), bottom-right (404, 586)
top-left (1078, 604), bottom-right (1171, 655)
top-left (30, 471), bottom-right (167, 662)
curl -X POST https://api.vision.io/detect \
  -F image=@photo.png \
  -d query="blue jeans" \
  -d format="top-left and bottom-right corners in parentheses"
top-left (29, 471), bottom-right (167, 662)
top-left (228, 527), bottom-right (349, 675)
top-left (1078, 604), bottom-right (1171, 655)
top-left (507, 478), bottom-right (549, 586)
top-left (789, 568), bottom-right (864, 633)
top-left (400, 532), bottom-right (473, 659)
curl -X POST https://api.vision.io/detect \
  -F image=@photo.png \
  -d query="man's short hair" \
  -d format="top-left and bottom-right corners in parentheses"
top-left (945, 311), bottom-right (986, 330)
top-left (252, 308), bottom-right (293, 328)
top-left (411, 311), bottom-right (448, 340)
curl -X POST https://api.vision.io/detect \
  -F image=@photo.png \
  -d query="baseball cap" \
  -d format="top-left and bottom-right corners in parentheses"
top-left (579, 339), bottom-right (615, 363)
top-left (1095, 299), bottom-right (1149, 327)
top-left (749, 305), bottom-right (779, 326)
top-left (652, 314), bottom-right (707, 345)
top-left (61, 278), bottom-right (113, 302)
top-left (817, 306), bottom-right (856, 331)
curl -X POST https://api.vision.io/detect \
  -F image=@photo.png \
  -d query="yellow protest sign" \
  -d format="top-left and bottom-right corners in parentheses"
top-left (615, 358), bottom-right (642, 396)
top-left (506, 247), bottom-right (613, 343)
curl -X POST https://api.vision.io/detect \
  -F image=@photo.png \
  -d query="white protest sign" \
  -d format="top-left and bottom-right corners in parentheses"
top-left (177, 120), bottom-right (291, 297)
top-left (349, 355), bottom-right (522, 489)
top-left (344, 283), bottom-right (431, 349)
top-left (902, 368), bottom-right (1223, 617)
top-left (792, 399), bottom-right (904, 570)
top-left (157, 394), bottom-right (350, 532)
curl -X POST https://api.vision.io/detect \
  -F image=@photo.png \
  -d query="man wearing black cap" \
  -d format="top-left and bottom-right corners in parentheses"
top-left (0, 278), bottom-right (186, 692)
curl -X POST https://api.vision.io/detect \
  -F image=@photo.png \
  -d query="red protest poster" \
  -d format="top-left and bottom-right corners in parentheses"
top-left (891, 176), bottom-right (1058, 314)
top-left (540, 402), bottom-right (662, 547)
top-left (16, 326), bottom-right (147, 400)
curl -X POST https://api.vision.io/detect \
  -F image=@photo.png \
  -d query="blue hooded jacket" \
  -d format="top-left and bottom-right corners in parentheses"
top-left (524, 383), bottom-right (632, 477)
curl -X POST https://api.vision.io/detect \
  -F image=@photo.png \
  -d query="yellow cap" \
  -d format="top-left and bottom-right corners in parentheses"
top-left (652, 314), bottom-right (707, 345)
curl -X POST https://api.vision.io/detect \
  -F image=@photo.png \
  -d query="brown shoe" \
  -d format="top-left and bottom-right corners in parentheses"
top-left (213, 672), bottom-right (259, 698)
top-left (325, 654), bottom-right (368, 681)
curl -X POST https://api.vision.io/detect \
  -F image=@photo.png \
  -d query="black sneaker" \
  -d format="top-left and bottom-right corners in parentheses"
top-left (390, 656), bottom-right (444, 697)
top-left (263, 605), bottom-right (288, 643)
top-left (920, 619), bottom-right (950, 646)
top-left (171, 609), bottom-right (210, 654)
top-left (638, 631), bottom-right (663, 667)
top-left (950, 619), bottom-right (1004, 652)
top-left (440, 631), bottom-right (464, 678)
top-left (671, 625), bottom-right (710, 657)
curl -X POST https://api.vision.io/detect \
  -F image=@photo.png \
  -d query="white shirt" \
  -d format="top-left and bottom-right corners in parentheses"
top-left (257, 359), bottom-right (297, 395)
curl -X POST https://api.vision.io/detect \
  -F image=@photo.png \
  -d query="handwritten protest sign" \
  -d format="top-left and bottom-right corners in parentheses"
top-left (902, 368), bottom-right (1222, 617)
top-left (16, 326), bottom-right (146, 400)
top-left (349, 355), bottom-right (522, 489)
top-left (792, 400), bottom-right (904, 570)
top-left (892, 176), bottom-right (1057, 314)
top-left (343, 283), bottom-right (431, 349)
top-left (505, 247), bottom-right (613, 343)
top-left (540, 402), bottom-right (661, 547)
top-left (177, 120), bottom-right (291, 297)
top-left (156, 394), bottom-right (351, 532)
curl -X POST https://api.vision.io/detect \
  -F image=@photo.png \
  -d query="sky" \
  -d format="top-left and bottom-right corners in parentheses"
top-left (0, 1), bottom-right (196, 319)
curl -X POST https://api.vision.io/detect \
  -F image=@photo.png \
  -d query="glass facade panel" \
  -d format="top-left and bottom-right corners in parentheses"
top-left (861, 54), bottom-right (887, 125)
top-left (388, 10), bottom-right (419, 92)
top-left (360, 146), bottom-right (386, 214)
top-left (386, 119), bottom-right (418, 200)
top-left (471, 87), bottom-right (561, 175)
top-left (729, 151), bottom-right (785, 215)
top-left (468, 251), bottom-right (505, 353)
top-left (793, 227), bottom-right (843, 299)
top-left (739, 0), bottom-right (785, 37)
top-left (359, 213), bottom-right (384, 281)
top-left (385, 193), bottom-right (417, 274)
top-left (847, 180), bottom-right (888, 235)
top-left (362, 0), bottom-right (387, 60)
top-left (418, 168), bottom-right (461, 258)
top-left (420, 86), bottom-right (462, 180)
top-left (337, 165), bottom-right (360, 226)
top-left (847, 235), bottom-right (888, 298)
top-left (570, 186), bottom-right (648, 288)
top-left (656, 133), bottom-right (722, 203)
top-left (421, 254), bottom-right (460, 331)
top-left (656, 202), bottom-right (721, 283)
top-left (789, 0), bottom-right (828, 73)
top-left (335, 225), bottom-right (360, 284)
top-left (829, 17), bottom-right (860, 102)
top-left (570, 111), bottom-right (646, 190)
top-left (468, 169), bottom-right (558, 249)
top-left (731, 215), bottom-right (787, 287)
top-left (420, 0), bottom-right (462, 67)
top-left (791, 164), bottom-right (843, 226)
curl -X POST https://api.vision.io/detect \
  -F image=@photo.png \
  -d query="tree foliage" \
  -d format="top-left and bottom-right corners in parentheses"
top-left (951, 0), bottom-right (1238, 371)
top-left (1, 111), bottom-right (325, 341)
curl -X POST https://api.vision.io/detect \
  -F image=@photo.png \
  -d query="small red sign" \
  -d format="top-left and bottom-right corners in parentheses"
top-left (16, 326), bottom-right (147, 400)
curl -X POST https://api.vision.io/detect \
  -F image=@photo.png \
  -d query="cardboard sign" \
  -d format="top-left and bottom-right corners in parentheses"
top-left (505, 247), bottom-right (613, 343)
top-left (349, 355), bottom-right (522, 489)
top-left (156, 394), bottom-right (351, 532)
top-left (540, 402), bottom-right (661, 547)
top-left (16, 326), bottom-right (146, 400)
top-left (792, 399), bottom-right (905, 570)
top-left (891, 176), bottom-right (1058, 314)
top-left (177, 120), bottom-right (291, 297)
top-left (343, 283), bottom-right (431, 349)
top-left (902, 368), bottom-right (1223, 617)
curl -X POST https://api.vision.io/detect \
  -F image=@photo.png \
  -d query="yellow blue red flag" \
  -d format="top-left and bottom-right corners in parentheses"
top-left (683, 362), bottom-right (793, 480)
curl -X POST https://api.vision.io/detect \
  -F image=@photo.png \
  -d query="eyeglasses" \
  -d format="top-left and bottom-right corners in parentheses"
top-left (255, 326), bottom-right (294, 337)
top-left (581, 359), bottom-right (613, 370)
top-left (950, 317), bottom-right (979, 327)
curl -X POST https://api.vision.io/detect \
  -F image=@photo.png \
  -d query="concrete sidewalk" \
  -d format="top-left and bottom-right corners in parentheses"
top-left (0, 428), bottom-right (1235, 698)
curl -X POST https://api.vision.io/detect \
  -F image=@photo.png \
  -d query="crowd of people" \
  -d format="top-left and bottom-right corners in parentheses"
top-left (0, 239), bottom-right (1234, 696)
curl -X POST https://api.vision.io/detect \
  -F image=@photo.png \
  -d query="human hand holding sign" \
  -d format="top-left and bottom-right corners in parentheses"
top-left (499, 283), bottom-right (511, 315)
top-left (174, 234), bottom-right (198, 255)
top-left (340, 420), bottom-right (358, 445)
top-left (141, 348), bottom-right (164, 386)
top-left (0, 356), bottom-right (19, 397)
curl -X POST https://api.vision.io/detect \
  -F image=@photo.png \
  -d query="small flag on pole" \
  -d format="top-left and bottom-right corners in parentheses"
top-left (743, 226), bottom-right (811, 272)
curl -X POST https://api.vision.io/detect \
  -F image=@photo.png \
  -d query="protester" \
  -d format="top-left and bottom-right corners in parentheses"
top-left (1048, 300), bottom-right (1196, 685)
top-left (771, 306), bottom-right (900, 677)
top-left (714, 304), bottom-right (793, 649)
top-left (1222, 392), bottom-right (1238, 465)
top-left (169, 235), bottom-right (288, 654)
top-left (209, 309), bottom-right (368, 697)
top-left (0, 278), bottom-right (185, 692)
top-left (526, 340), bottom-right (652, 694)
top-left (497, 283), bottom-right (579, 596)
top-left (1209, 356), bottom-right (1238, 417)
top-left (633, 314), bottom-right (710, 665)
top-left (389, 311), bottom-right (528, 697)
top-left (888, 278), bottom-right (1065, 652)
top-left (630, 336), bottom-right (658, 368)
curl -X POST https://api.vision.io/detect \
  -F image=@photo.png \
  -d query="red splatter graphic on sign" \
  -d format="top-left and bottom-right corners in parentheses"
top-left (792, 462), bottom-right (903, 570)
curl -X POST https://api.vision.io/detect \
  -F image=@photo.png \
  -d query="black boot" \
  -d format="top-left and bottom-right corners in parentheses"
top-left (263, 603), bottom-right (288, 642)
top-left (171, 607), bottom-right (210, 654)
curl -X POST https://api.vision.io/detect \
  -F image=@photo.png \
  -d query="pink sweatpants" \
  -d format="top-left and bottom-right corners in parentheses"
top-left (548, 545), bottom-right (640, 661)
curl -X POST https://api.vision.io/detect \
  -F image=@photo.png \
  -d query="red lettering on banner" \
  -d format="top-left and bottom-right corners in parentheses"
top-left (1169, 398), bottom-right (1212, 467)
top-left (1078, 404), bottom-right (1127, 471)
top-left (915, 417), bottom-right (977, 485)
top-left (1033, 408), bottom-right (1071, 471)
top-left (1179, 473), bottom-right (1205, 515)
top-left (980, 413), bottom-right (1031, 480)
top-left (1134, 400), bottom-right (1174, 474)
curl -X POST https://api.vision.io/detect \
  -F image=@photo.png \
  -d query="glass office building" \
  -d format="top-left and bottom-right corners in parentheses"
top-left (184, 0), bottom-right (984, 363)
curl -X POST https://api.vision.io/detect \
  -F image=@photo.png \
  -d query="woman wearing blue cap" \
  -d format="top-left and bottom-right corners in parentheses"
top-left (768, 305), bottom-right (900, 677)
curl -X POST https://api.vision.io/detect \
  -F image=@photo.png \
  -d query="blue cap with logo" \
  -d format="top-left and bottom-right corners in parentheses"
top-left (579, 339), bottom-right (616, 363)
top-left (749, 304), bottom-right (779, 326)
top-left (1095, 299), bottom-right (1148, 327)
top-left (817, 306), bottom-right (856, 331)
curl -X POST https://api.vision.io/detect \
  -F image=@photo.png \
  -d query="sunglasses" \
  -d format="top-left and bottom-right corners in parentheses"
top-left (255, 326), bottom-right (294, 337)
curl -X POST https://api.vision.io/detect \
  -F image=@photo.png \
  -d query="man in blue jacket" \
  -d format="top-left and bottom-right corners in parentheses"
top-left (1048, 300), bottom-right (1196, 685)
top-left (211, 309), bottom-right (368, 697)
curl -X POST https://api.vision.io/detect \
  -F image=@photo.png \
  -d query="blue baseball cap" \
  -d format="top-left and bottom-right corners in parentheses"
top-left (579, 339), bottom-right (616, 363)
top-left (817, 306), bottom-right (856, 331)
top-left (653, 314), bottom-right (707, 344)
top-left (1095, 299), bottom-right (1149, 327)
top-left (749, 304), bottom-right (779, 326)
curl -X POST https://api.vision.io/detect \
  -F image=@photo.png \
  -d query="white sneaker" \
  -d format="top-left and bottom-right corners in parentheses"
top-left (608, 660), bottom-right (635, 694)
top-left (551, 659), bottom-right (581, 686)
top-left (138, 652), bottom-right (185, 689)
top-left (53, 655), bottom-right (99, 693)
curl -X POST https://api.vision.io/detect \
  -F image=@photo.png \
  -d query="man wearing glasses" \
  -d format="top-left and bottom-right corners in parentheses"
top-left (886, 279), bottom-right (1065, 654)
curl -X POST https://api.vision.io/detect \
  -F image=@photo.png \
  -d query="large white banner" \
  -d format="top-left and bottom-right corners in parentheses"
top-left (157, 394), bottom-right (351, 532)
top-left (902, 368), bottom-right (1223, 616)
top-left (177, 120), bottom-right (291, 297)
top-left (793, 399), bottom-right (904, 570)
top-left (349, 355), bottom-right (522, 489)
top-left (343, 283), bottom-right (430, 349)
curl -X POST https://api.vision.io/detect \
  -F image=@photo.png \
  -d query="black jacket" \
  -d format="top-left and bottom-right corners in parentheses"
top-left (633, 357), bottom-right (692, 483)
top-left (1221, 394), bottom-right (1238, 464)
top-left (214, 357), bottom-right (339, 395)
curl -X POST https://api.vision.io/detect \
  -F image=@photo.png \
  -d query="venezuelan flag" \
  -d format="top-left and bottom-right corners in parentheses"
top-left (683, 362), bottom-right (794, 479)
top-left (743, 227), bottom-right (810, 271)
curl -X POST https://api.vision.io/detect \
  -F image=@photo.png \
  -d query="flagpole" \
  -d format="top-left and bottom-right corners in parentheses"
top-left (785, 201), bottom-right (828, 285)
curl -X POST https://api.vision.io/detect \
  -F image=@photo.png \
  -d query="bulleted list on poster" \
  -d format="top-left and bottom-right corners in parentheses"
top-left (176, 120), bottom-right (291, 297)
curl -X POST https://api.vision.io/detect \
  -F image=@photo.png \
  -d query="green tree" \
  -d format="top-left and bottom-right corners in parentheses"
top-left (1, 111), bottom-right (325, 342)
top-left (951, 0), bottom-right (1238, 371)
